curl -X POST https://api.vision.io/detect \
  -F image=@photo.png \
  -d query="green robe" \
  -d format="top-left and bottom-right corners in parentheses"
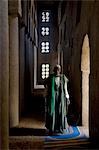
top-left (45, 74), bottom-right (69, 132)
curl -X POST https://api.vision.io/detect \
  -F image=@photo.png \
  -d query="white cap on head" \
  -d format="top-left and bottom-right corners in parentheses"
top-left (53, 64), bottom-right (61, 72)
top-left (55, 64), bottom-right (61, 69)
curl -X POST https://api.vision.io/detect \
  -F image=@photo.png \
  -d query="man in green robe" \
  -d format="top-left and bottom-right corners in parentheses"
top-left (44, 64), bottom-right (70, 134)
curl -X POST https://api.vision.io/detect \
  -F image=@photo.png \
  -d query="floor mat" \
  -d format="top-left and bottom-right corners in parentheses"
top-left (45, 126), bottom-right (87, 141)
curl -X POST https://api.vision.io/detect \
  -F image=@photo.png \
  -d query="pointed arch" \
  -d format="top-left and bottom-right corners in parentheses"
top-left (81, 34), bottom-right (90, 135)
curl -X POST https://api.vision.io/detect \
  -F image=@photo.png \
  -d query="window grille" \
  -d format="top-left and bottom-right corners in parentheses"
top-left (41, 27), bottom-right (49, 36)
top-left (41, 64), bottom-right (49, 79)
top-left (42, 12), bottom-right (50, 22)
top-left (41, 42), bottom-right (50, 53)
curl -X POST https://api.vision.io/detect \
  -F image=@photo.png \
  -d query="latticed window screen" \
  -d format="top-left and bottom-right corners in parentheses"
top-left (38, 10), bottom-right (51, 82)
top-left (41, 64), bottom-right (50, 79)
top-left (42, 12), bottom-right (50, 22)
top-left (38, 9), bottom-right (57, 84)
top-left (41, 42), bottom-right (50, 53)
top-left (41, 27), bottom-right (50, 36)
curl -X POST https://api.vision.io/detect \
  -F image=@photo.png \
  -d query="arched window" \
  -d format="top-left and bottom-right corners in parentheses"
top-left (36, 8), bottom-right (58, 86)
top-left (42, 12), bottom-right (50, 22)
top-left (41, 64), bottom-right (50, 79)
top-left (41, 42), bottom-right (50, 53)
top-left (41, 27), bottom-right (50, 36)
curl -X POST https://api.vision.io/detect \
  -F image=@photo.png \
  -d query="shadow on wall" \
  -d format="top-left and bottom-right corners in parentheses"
top-left (67, 104), bottom-right (80, 126)
top-left (30, 95), bottom-right (45, 116)
top-left (67, 82), bottom-right (80, 126)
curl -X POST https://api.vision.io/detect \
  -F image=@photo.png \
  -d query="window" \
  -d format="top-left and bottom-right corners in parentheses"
top-left (41, 27), bottom-right (50, 36)
top-left (37, 9), bottom-right (57, 85)
top-left (42, 12), bottom-right (50, 22)
top-left (41, 64), bottom-right (50, 79)
top-left (41, 42), bottom-right (50, 53)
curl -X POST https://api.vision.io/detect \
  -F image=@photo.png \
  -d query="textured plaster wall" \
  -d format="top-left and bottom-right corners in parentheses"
top-left (19, 0), bottom-right (38, 114)
top-left (0, 0), bottom-right (9, 149)
top-left (58, 0), bottom-right (99, 131)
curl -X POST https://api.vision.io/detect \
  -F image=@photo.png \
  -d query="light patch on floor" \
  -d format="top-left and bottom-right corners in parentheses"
top-left (18, 114), bottom-right (89, 138)
top-left (19, 114), bottom-right (45, 129)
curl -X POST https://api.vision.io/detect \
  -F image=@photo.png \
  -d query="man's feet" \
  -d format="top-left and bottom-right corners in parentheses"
top-left (48, 130), bottom-right (55, 135)
top-left (48, 127), bottom-right (70, 136)
top-left (59, 127), bottom-right (70, 134)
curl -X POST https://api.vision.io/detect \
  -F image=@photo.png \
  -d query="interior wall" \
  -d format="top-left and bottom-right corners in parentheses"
top-left (72, 0), bottom-right (99, 139)
top-left (19, 0), bottom-right (37, 114)
top-left (8, 0), bottom-right (22, 127)
top-left (57, 1), bottom-right (98, 126)
top-left (0, 0), bottom-right (9, 149)
top-left (68, 1), bottom-right (90, 125)
top-left (58, 1), bottom-right (83, 125)
top-left (58, 0), bottom-right (99, 139)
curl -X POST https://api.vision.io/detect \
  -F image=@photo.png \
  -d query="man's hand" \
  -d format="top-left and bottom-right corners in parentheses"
top-left (67, 98), bottom-right (70, 105)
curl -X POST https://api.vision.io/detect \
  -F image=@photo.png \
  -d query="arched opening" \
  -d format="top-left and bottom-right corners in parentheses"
top-left (81, 34), bottom-right (90, 137)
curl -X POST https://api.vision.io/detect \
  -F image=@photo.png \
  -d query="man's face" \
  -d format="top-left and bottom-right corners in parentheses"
top-left (54, 67), bottom-right (61, 75)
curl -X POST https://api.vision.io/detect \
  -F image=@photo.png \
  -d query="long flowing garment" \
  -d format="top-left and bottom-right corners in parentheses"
top-left (45, 74), bottom-right (69, 133)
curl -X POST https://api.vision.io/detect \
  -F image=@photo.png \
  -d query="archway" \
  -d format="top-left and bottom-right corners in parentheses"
top-left (81, 34), bottom-right (90, 136)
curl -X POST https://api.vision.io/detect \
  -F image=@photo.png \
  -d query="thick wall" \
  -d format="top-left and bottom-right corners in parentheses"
top-left (19, 0), bottom-right (38, 114)
top-left (58, 1), bottom-right (84, 124)
top-left (58, 0), bottom-right (99, 139)
top-left (71, 0), bottom-right (99, 138)
top-left (0, 0), bottom-right (9, 149)
top-left (69, 1), bottom-right (90, 123)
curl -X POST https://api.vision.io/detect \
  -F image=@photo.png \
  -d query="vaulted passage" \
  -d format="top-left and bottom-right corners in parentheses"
top-left (0, 0), bottom-right (99, 149)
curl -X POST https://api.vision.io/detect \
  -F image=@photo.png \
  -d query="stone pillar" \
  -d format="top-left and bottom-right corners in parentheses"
top-left (0, 0), bottom-right (9, 149)
top-left (19, 27), bottom-right (25, 115)
top-left (9, 16), bottom-right (19, 127)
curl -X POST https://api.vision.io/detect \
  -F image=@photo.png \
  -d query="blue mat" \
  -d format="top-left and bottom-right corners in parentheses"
top-left (45, 126), bottom-right (81, 141)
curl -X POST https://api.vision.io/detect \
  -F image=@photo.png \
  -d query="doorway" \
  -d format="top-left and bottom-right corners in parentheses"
top-left (81, 34), bottom-right (90, 137)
